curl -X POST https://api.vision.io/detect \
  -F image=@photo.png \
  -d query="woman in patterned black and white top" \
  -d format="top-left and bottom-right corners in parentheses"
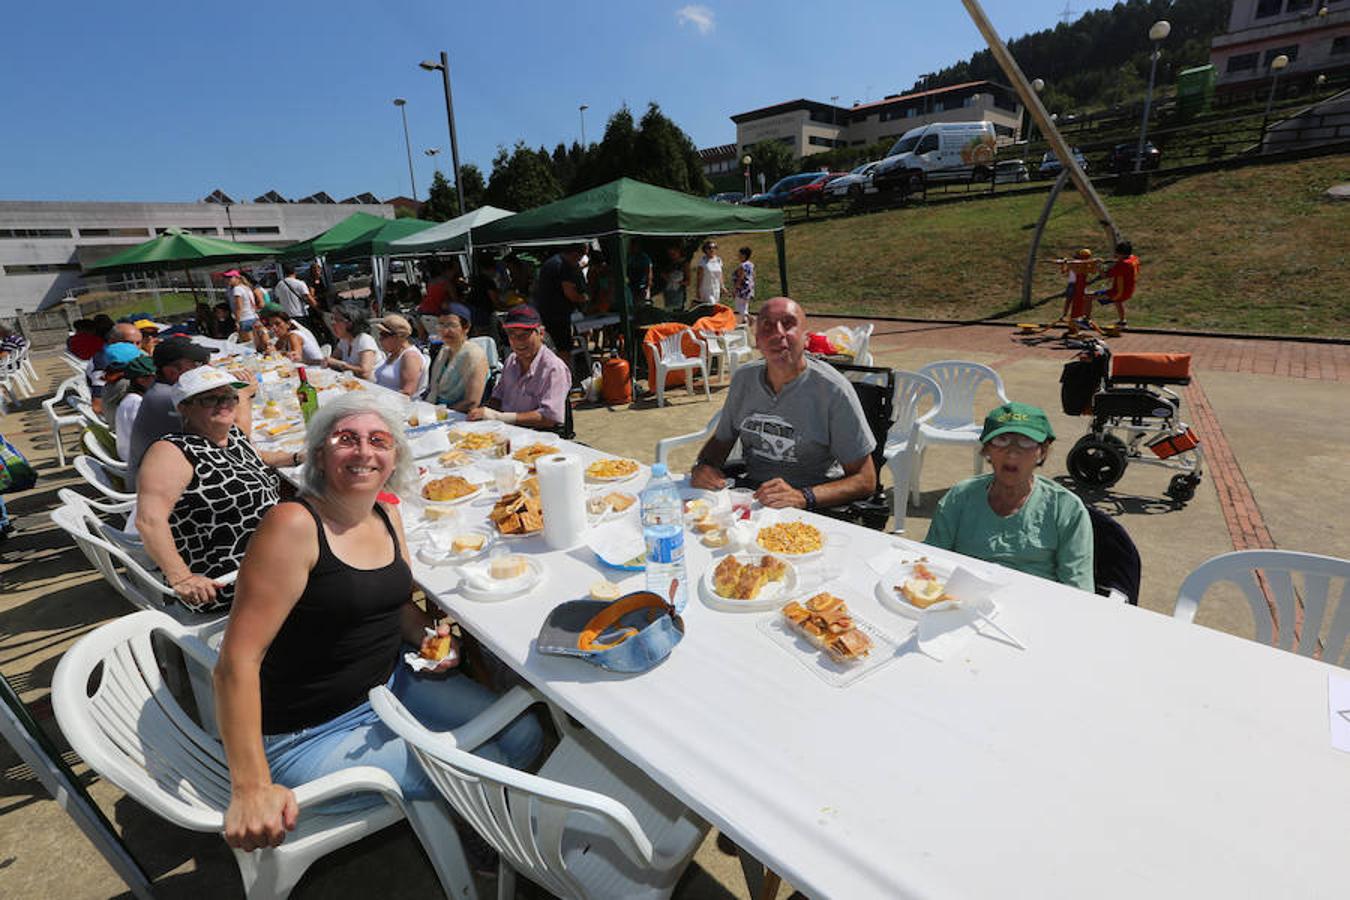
top-left (136, 367), bottom-right (299, 612)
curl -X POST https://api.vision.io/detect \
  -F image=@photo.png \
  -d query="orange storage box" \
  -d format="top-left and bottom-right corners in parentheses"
top-left (1148, 427), bottom-right (1200, 459)
top-left (1110, 352), bottom-right (1192, 383)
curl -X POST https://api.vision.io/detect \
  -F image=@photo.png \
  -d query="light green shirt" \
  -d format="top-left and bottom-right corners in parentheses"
top-left (924, 474), bottom-right (1094, 592)
top-left (427, 339), bottom-right (486, 408)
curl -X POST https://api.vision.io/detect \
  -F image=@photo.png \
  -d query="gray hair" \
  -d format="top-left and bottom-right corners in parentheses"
top-left (335, 301), bottom-right (371, 335)
top-left (300, 392), bottom-right (416, 499)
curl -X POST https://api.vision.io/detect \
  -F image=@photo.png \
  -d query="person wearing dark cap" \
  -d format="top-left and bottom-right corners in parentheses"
top-left (924, 402), bottom-right (1093, 592)
top-left (531, 244), bottom-right (588, 374)
top-left (126, 339), bottom-right (246, 486)
top-left (426, 303), bottom-right (487, 413)
top-left (113, 355), bottom-right (157, 463)
top-left (468, 305), bottom-right (569, 430)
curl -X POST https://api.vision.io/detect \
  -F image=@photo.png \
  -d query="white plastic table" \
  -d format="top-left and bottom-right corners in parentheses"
top-left (413, 468), bottom-right (1350, 899)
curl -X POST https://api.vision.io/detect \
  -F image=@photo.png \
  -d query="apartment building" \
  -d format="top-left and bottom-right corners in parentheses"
top-left (728, 81), bottom-right (1024, 160)
top-left (0, 199), bottom-right (392, 316)
top-left (1210, 0), bottom-right (1350, 88)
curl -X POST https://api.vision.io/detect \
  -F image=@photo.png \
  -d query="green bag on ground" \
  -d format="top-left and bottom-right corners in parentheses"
top-left (0, 435), bottom-right (37, 493)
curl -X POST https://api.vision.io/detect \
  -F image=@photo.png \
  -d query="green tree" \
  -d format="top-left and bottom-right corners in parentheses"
top-left (632, 103), bottom-right (711, 195)
top-left (745, 139), bottom-right (796, 189)
top-left (573, 105), bottom-right (638, 192)
top-left (458, 163), bottom-right (487, 212)
top-left (422, 170), bottom-right (459, 221)
top-left (484, 141), bottom-right (563, 211)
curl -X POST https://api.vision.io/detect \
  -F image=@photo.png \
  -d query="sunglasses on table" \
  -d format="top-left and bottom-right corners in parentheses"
top-left (329, 429), bottom-right (396, 451)
top-left (986, 434), bottom-right (1041, 450)
top-left (192, 393), bottom-right (240, 409)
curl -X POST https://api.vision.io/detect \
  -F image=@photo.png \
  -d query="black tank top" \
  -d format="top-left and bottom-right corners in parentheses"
top-left (260, 499), bottom-right (410, 735)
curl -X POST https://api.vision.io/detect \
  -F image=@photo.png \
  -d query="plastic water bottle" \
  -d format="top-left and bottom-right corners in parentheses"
top-left (641, 463), bottom-right (687, 613)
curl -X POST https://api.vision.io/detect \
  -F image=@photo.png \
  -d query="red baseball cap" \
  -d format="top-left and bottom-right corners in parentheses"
top-left (503, 305), bottom-right (543, 329)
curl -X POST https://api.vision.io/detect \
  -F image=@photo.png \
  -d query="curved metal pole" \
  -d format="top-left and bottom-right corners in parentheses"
top-left (1022, 170), bottom-right (1072, 310)
top-left (961, 0), bottom-right (1122, 248)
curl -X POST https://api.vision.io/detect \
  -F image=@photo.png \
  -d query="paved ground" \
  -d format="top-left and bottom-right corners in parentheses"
top-left (2, 318), bottom-right (1347, 899)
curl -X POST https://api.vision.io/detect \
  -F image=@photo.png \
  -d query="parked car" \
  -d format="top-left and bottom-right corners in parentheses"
top-left (994, 159), bottom-right (1030, 184)
top-left (787, 172), bottom-right (851, 206)
top-left (1107, 141), bottom-right (1161, 173)
top-left (1037, 147), bottom-right (1089, 179)
top-left (823, 161), bottom-right (882, 201)
top-left (745, 172), bottom-right (824, 207)
top-left (709, 191), bottom-right (745, 204)
top-left (873, 121), bottom-right (999, 192)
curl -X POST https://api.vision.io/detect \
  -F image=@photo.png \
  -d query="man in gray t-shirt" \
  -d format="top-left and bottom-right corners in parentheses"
top-left (691, 297), bottom-right (877, 511)
top-left (125, 339), bottom-right (212, 487)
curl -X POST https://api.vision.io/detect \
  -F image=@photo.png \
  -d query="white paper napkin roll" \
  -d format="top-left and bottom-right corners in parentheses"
top-left (537, 453), bottom-right (586, 550)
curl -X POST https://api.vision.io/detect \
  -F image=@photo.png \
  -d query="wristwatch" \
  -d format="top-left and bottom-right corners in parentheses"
top-left (801, 485), bottom-right (817, 511)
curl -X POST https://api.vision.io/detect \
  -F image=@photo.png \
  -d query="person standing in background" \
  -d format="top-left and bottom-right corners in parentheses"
top-left (732, 246), bottom-right (756, 325)
top-left (662, 244), bottom-right (690, 310)
top-left (694, 240), bottom-right (725, 306)
top-left (627, 239), bottom-right (653, 303)
top-left (531, 245), bottom-right (587, 375)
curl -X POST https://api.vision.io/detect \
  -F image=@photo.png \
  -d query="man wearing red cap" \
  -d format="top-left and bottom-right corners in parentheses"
top-left (468, 306), bottom-right (569, 430)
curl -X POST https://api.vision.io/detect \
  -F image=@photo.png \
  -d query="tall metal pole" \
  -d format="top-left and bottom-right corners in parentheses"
top-left (960, 0), bottom-right (1121, 247)
top-left (393, 98), bottom-right (417, 201)
top-left (1262, 55), bottom-right (1288, 141)
top-left (579, 104), bottom-right (589, 148)
top-left (224, 203), bottom-right (236, 242)
top-left (438, 51), bottom-right (467, 215)
top-left (1135, 49), bottom-right (1161, 173)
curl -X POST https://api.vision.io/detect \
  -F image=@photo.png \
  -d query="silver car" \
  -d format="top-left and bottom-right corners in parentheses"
top-left (822, 161), bottom-right (880, 201)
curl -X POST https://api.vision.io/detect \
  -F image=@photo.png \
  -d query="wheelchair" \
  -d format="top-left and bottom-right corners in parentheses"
top-left (1060, 339), bottom-right (1204, 503)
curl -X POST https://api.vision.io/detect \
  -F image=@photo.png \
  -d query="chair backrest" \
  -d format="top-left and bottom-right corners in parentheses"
top-left (82, 430), bottom-right (128, 472)
top-left (50, 610), bottom-right (228, 833)
top-left (49, 375), bottom-right (86, 408)
top-left (369, 685), bottom-right (654, 900)
top-left (917, 360), bottom-right (1008, 429)
top-left (471, 335), bottom-right (501, 373)
top-left (830, 363), bottom-right (895, 492)
top-left (887, 371), bottom-right (942, 448)
top-left (1087, 506), bottom-right (1141, 605)
top-left (1175, 550), bottom-right (1350, 666)
top-left (74, 455), bottom-right (135, 502)
top-left (658, 328), bottom-right (700, 362)
top-left (50, 503), bottom-right (170, 614)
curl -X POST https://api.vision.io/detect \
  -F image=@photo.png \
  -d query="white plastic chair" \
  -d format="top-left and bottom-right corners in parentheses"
top-left (654, 410), bottom-right (722, 468)
top-left (1174, 550), bottom-right (1350, 667)
top-left (721, 326), bottom-right (755, 378)
top-left (43, 376), bottom-right (88, 467)
top-left (51, 611), bottom-right (466, 900)
top-left (651, 329), bottom-right (710, 408)
top-left (318, 342), bottom-right (332, 359)
top-left (62, 350), bottom-right (88, 375)
top-left (73, 454), bottom-right (136, 504)
top-left (371, 683), bottom-right (709, 900)
top-left (472, 335), bottom-right (502, 374)
top-left (882, 372), bottom-right (942, 533)
top-left (82, 430), bottom-right (128, 475)
top-left (910, 361), bottom-right (1010, 503)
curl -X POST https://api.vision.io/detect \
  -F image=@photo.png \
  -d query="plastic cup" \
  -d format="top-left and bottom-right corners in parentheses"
top-left (493, 461), bottom-right (519, 494)
top-left (729, 488), bottom-right (755, 521)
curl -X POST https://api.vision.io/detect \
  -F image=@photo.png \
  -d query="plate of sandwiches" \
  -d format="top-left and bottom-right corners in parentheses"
top-left (421, 475), bottom-right (484, 507)
top-left (757, 591), bottom-right (901, 687)
top-left (489, 490), bottom-right (544, 537)
top-left (700, 552), bottom-right (798, 612)
top-left (585, 457), bottom-right (641, 483)
top-left (586, 491), bottom-right (638, 524)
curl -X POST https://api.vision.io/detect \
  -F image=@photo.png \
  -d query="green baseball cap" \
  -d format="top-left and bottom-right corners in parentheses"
top-left (980, 401), bottom-right (1055, 444)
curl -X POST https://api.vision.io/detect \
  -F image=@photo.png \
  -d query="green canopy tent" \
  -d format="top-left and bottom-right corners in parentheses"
top-left (84, 227), bottom-right (279, 318)
top-left (472, 178), bottom-right (787, 374)
top-left (275, 211), bottom-right (391, 260)
top-left (323, 217), bottom-right (437, 309)
top-left (386, 205), bottom-right (516, 255)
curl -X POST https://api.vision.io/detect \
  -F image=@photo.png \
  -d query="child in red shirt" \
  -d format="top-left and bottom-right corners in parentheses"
top-left (1096, 241), bottom-right (1139, 327)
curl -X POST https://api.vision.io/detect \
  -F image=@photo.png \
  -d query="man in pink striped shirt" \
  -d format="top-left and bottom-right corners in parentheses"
top-left (468, 305), bottom-right (569, 431)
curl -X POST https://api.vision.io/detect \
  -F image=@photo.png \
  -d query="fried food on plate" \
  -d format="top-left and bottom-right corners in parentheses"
top-left (586, 458), bottom-right (639, 480)
top-left (756, 521), bottom-right (824, 554)
top-left (422, 475), bottom-right (478, 502)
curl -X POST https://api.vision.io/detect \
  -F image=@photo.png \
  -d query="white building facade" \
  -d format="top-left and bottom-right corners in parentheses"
top-left (1210, 0), bottom-right (1350, 88)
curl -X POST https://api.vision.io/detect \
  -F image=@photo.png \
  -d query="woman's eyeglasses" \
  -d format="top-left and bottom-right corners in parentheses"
top-left (329, 429), bottom-right (396, 451)
top-left (193, 393), bottom-right (239, 409)
top-left (987, 433), bottom-right (1040, 450)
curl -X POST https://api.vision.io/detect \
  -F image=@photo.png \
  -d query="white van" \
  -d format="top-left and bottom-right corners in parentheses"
top-left (872, 121), bottom-right (998, 191)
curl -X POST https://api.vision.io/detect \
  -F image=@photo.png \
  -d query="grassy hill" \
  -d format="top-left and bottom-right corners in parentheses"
top-left (723, 158), bottom-right (1350, 337)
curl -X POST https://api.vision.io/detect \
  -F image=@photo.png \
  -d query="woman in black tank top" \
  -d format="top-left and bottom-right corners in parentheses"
top-left (213, 394), bottom-right (543, 854)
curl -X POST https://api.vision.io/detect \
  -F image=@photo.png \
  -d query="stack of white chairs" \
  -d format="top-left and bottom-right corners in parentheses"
top-left (882, 372), bottom-right (943, 533)
top-left (43, 376), bottom-right (91, 467)
top-left (1, 343), bottom-right (38, 412)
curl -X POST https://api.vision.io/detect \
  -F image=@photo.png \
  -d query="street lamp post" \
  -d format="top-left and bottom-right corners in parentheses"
top-left (1135, 20), bottom-right (1171, 174)
top-left (424, 147), bottom-right (442, 176)
top-left (223, 202), bottom-right (236, 242)
top-left (1028, 78), bottom-right (1045, 144)
top-left (579, 104), bottom-right (589, 147)
top-left (742, 154), bottom-right (752, 199)
top-left (418, 52), bottom-right (467, 214)
top-left (1263, 53), bottom-right (1290, 139)
top-left (392, 98), bottom-right (418, 201)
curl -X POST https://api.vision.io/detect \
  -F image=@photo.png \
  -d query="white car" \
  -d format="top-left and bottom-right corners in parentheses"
top-left (822, 161), bottom-right (881, 202)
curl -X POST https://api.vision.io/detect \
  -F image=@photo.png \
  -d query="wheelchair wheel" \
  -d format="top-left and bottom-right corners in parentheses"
top-left (1067, 434), bottom-right (1128, 488)
top-left (1166, 473), bottom-right (1200, 503)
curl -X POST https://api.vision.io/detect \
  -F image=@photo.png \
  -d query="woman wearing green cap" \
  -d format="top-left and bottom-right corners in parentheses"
top-left (925, 401), bottom-right (1093, 592)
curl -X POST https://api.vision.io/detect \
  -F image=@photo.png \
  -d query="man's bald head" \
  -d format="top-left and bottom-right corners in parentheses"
top-left (757, 296), bottom-right (805, 323)
top-left (110, 322), bottom-right (143, 346)
top-left (755, 296), bottom-right (807, 371)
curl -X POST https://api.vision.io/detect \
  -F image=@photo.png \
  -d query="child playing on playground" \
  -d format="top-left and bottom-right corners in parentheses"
top-left (1095, 241), bottom-right (1139, 328)
top-left (1057, 247), bottom-right (1100, 327)
top-left (732, 246), bottom-right (755, 324)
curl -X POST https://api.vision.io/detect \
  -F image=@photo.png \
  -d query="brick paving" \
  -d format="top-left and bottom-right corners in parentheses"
top-left (812, 316), bottom-right (1348, 558)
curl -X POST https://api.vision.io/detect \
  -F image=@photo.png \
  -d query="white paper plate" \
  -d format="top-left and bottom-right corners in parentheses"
top-left (875, 558), bottom-right (958, 618)
top-left (700, 553), bottom-right (799, 612)
top-left (757, 607), bottom-right (902, 688)
top-left (753, 519), bottom-right (829, 560)
top-left (415, 525), bottom-right (497, 566)
top-left (510, 441), bottom-right (563, 470)
top-left (584, 458), bottom-right (642, 483)
top-left (459, 555), bottom-right (544, 601)
top-left (420, 482), bottom-right (485, 508)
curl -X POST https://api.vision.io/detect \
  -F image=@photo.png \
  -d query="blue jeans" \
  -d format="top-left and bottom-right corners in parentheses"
top-left (262, 662), bottom-right (543, 814)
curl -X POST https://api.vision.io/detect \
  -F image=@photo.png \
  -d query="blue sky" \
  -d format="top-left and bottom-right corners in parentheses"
top-left (1, 1), bottom-right (1116, 203)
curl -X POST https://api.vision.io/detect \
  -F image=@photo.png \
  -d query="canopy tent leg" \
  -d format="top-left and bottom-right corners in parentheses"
top-left (774, 228), bottom-right (789, 297)
top-left (608, 235), bottom-right (639, 401)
